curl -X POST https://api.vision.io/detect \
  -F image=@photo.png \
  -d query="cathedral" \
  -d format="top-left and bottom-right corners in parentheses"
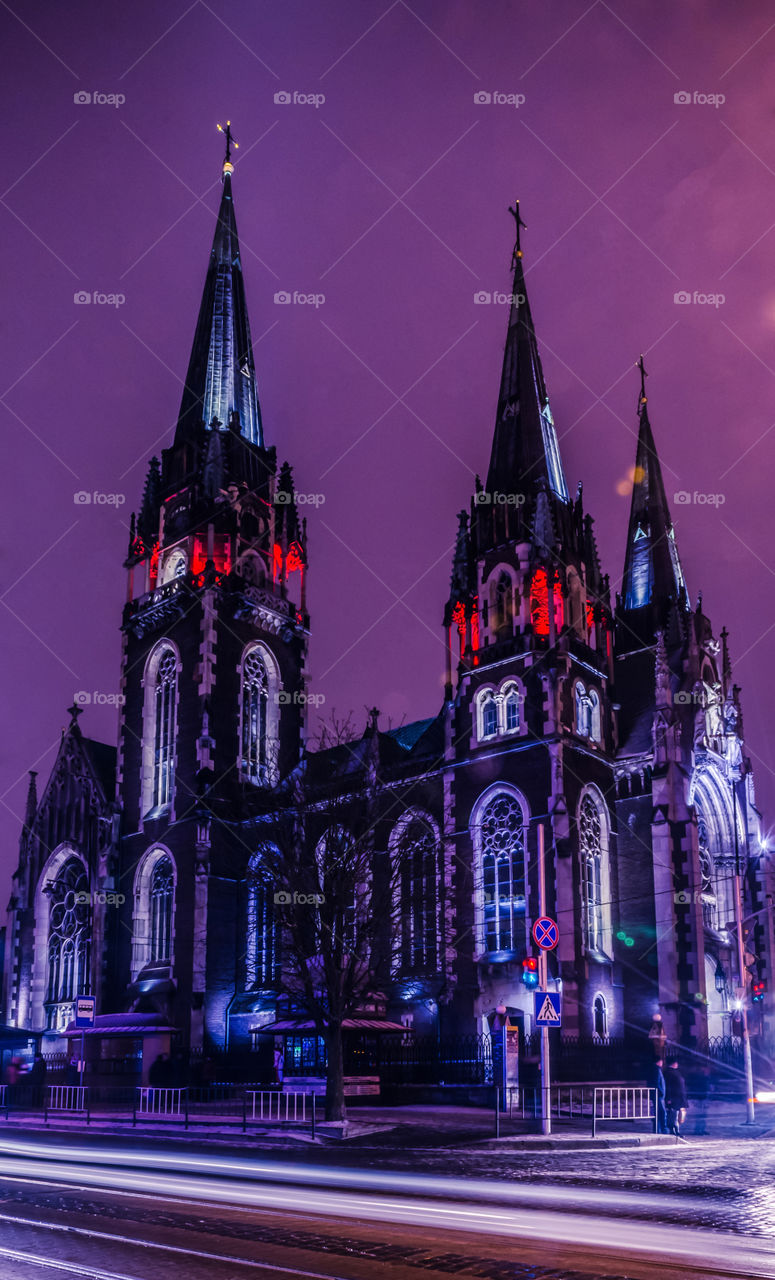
top-left (4, 138), bottom-right (773, 1073)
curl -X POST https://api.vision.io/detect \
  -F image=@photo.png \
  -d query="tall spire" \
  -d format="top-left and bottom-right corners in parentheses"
top-left (619, 360), bottom-right (687, 636)
top-left (175, 124), bottom-right (263, 447)
top-left (485, 202), bottom-right (569, 503)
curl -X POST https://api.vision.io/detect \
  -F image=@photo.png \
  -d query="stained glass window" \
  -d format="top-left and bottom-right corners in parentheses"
top-left (241, 646), bottom-right (269, 784)
top-left (152, 648), bottom-right (176, 809)
top-left (580, 794), bottom-right (605, 953)
top-left (395, 818), bottom-right (437, 973)
top-left (478, 793), bottom-right (526, 953)
top-left (246, 853), bottom-right (279, 987)
top-left (150, 857), bottom-right (174, 963)
top-left (47, 858), bottom-right (90, 1008)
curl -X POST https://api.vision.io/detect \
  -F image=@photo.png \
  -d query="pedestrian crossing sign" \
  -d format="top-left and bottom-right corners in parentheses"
top-left (534, 991), bottom-right (561, 1026)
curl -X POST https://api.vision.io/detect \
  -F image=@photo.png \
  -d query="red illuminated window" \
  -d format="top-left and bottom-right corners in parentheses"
top-left (530, 567), bottom-right (563, 637)
top-left (286, 541), bottom-right (304, 573)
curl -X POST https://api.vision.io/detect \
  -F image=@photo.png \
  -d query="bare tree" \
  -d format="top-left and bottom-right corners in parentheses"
top-left (259, 712), bottom-right (397, 1121)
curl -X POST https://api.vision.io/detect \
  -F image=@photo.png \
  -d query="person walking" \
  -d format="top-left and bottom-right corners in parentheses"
top-left (652, 1057), bottom-right (668, 1133)
top-left (28, 1052), bottom-right (47, 1108)
top-left (664, 1056), bottom-right (688, 1138)
top-left (273, 1044), bottom-right (285, 1088)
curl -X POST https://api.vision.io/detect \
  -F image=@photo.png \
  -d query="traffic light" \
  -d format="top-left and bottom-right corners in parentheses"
top-left (753, 980), bottom-right (766, 1004)
top-left (521, 956), bottom-right (539, 988)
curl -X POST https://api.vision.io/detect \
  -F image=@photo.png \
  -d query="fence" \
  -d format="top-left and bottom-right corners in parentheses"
top-left (130, 1087), bottom-right (316, 1133)
top-left (134, 1087), bottom-right (187, 1126)
top-left (592, 1087), bottom-right (656, 1138)
top-left (378, 1035), bottom-right (493, 1086)
top-left (45, 1085), bottom-right (90, 1123)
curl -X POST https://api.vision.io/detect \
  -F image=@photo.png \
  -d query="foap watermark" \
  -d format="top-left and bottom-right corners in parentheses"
top-left (673, 490), bottom-right (725, 507)
top-left (74, 690), bottom-right (125, 707)
top-left (473, 290), bottom-right (525, 306)
top-left (274, 90), bottom-right (325, 109)
top-left (74, 289), bottom-right (126, 307)
top-left (274, 290), bottom-right (325, 308)
top-left (673, 290), bottom-right (725, 308)
top-left (75, 890), bottom-right (126, 906)
top-left (274, 490), bottom-right (325, 507)
top-left (674, 890), bottom-right (705, 905)
top-left (474, 90), bottom-right (526, 108)
top-left (74, 90), bottom-right (125, 108)
top-left (474, 489), bottom-right (526, 507)
top-left (672, 690), bottom-right (703, 706)
top-left (277, 690), bottom-right (326, 707)
top-left (274, 890), bottom-right (325, 905)
top-left (74, 490), bottom-right (126, 506)
top-left (674, 90), bottom-right (725, 109)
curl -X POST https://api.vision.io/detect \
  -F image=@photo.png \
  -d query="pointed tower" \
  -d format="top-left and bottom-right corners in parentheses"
top-left (176, 124), bottom-right (262, 447)
top-left (117, 130), bottom-right (310, 1052)
top-left (618, 358), bottom-right (688, 652)
top-left (486, 203), bottom-right (568, 507)
top-left (445, 205), bottom-right (619, 1046)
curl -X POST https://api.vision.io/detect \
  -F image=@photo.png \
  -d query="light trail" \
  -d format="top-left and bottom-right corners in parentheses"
top-left (0, 1134), bottom-right (735, 1219)
top-left (0, 1149), bottom-right (771, 1278)
top-left (0, 1213), bottom-right (348, 1280)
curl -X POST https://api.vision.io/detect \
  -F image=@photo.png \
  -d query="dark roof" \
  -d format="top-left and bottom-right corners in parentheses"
top-left (385, 718), bottom-right (436, 751)
top-left (81, 737), bottom-right (116, 801)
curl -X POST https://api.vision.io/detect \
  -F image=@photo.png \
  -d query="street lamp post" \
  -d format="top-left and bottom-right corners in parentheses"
top-left (729, 767), bottom-right (756, 1123)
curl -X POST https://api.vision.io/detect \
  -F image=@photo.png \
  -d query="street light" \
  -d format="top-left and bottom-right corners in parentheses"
top-left (715, 961), bottom-right (726, 995)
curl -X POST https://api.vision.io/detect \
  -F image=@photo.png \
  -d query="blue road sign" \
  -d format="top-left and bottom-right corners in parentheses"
top-left (74, 995), bottom-right (96, 1028)
top-left (532, 916), bottom-right (559, 950)
top-left (534, 991), bottom-right (562, 1027)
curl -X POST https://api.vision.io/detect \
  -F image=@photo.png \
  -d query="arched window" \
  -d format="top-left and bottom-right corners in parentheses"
top-left (503, 686), bottom-right (521, 733)
top-left (579, 790), bottom-right (611, 956)
top-left (474, 790), bottom-right (527, 955)
top-left (145, 645), bottom-right (177, 813)
top-left (589, 689), bottom-right (601, 742)
top-left (240, 644), bottom-right (280, 786)
top-left (691, 767), bottom-right (740, 935)
top-left (46, 856), bottom-right (90, 1024)
top-left (494, 572), bottom-right (513, 634)
top-left (575, 682), bottom-right (590, 736)
top-left (315, 827), bottom-right (359, 953)
top-left (481, 691), bottom-right (498, 738)
top-left (149, 857), bottom-right (174, 963)
top-left (131, 848), bottom-right (176, 979)
top-left (393, 815), bottom-right (438, 974)
top-left (567, 571), bottom-right (584, 637)
top-left (593, 993), bottom-right (608, 1039)
top-left (246, 850), bottom-right (279, 988)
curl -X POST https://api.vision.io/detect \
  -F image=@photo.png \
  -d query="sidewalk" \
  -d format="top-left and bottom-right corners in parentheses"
top-left (1, 1099), bottom-right (770, 1150)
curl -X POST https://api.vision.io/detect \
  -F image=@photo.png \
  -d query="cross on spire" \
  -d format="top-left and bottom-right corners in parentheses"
top-left (508, 199), bottom-right (527, 266)
top-left (66, 702), bottom-right (84, 725)
top-left (217, 121), bottom-right (238, 168)
top-left (637, 353), bottom-right (648, 411)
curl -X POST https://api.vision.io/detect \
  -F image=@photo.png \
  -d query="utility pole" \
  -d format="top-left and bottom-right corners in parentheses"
top-left (730, 775), bottom-right (756, 1123)
top-left (538, 823), bottom-right (552, 1135)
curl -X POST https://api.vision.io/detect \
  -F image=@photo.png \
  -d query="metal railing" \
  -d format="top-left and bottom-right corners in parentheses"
top-left (245, 1090), bottom-right (315, 1135)
top-left (134, 1087), bottom-right (187, 1126)
top-left (592, 1086), bottom-right (657, 1137)
top-left (45, 1085), bottom-right (90, 1123)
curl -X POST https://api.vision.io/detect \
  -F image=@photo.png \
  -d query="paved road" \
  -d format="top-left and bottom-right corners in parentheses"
top-left (0, 1137), bottom-right (772, 1280)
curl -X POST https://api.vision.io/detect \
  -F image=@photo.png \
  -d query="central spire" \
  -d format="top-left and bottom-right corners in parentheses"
top-left (485, 202), bottom-right (569, 504)
top-left (175, 124), bottom-right (263, 447)
top-left (619, 360), bottom-right (687, 639)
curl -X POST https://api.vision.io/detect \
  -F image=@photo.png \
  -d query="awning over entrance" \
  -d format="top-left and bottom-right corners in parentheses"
top-left (256, 1018), bottom-right (408, 1034)
top-left (59, 1013), bottom-right (177, 1039)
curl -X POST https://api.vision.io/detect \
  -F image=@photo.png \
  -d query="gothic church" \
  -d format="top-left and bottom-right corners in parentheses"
top-left (4, 142), bottom-right (773, 1064)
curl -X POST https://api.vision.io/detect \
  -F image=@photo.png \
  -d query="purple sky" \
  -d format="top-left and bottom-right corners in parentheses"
top-left (2, 0), bottom-right (775, 881)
